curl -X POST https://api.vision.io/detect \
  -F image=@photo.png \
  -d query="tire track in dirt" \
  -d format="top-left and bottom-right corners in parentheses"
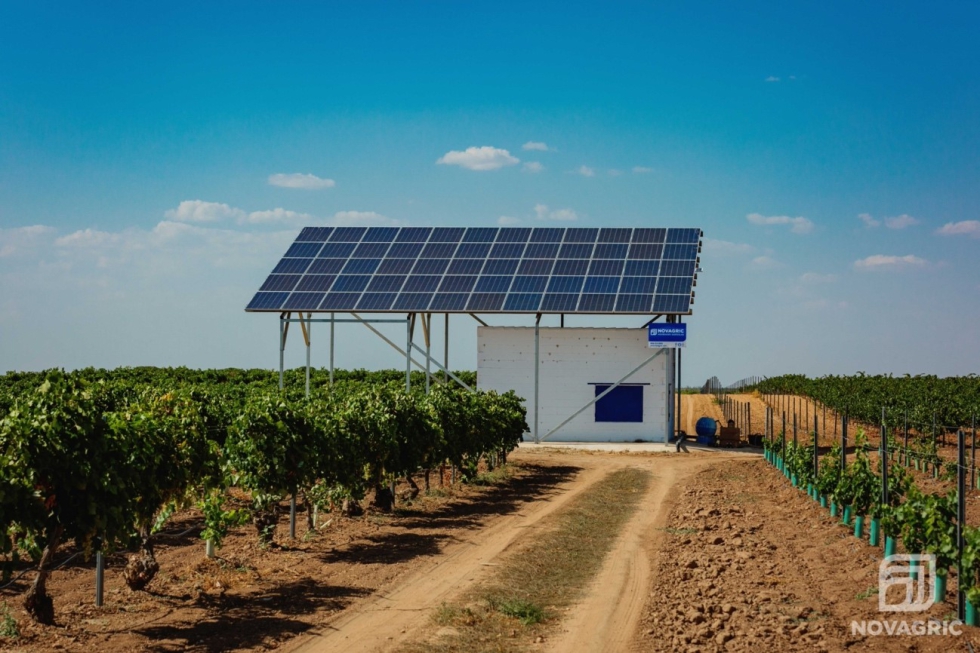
top-left (546, 455), bottom-right (722, 653)
top-left (284, 452), bottom-right (612, 653)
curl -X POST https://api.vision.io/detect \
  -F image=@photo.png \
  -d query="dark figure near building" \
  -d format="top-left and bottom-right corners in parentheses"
top-left (675, 429), bottom-right (689, 453)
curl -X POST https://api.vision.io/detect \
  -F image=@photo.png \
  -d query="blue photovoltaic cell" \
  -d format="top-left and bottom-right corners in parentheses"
top-left (421, 242), bottom-right (458, 258)
top-left (260, 274), bottom-right (300, 292)
top-left (447, 259), bottom-right (484, 274)
top-left (541, 294), bottom-right (579, 311)
top-left (467, 293), bottom-right (506, 311)
top-left (297, 227), bottom-right (333, 242)
top-left (510, 275), bottom-right (548, 292)
top-left (489, 243), bottom-right (524, 258)
top-left (388, 242), bottom-right (424, 258)
top-left (247, 291), bottom-right (289, 310)
top-left (283, 291), bottom-right (326, 310)
top-left (285, 242), bottom-right (324, 258)
top-left (318, 292), bottom-right (361, 310)
top-left (597, 228), bottom-right (631, 243)
top-left (663, 244), bottom-right (698, 260)
top-left (455, 243), bottom-right (491, 258)
top-left (402, 275), bottom-right (442, 292)
top-left (439, 275), bottom-right (477, 292)
top-left (578, 293), bottom-right (616, 312)
top-left (412, 258), bottom-right (450, 275)
top-left (624, 260), bottom-right (660, 276)
top-left (363, 227), bottom-right (398, 242)
top-left (366, 275), bottom-right (406, 292)
top-left (504, 293), bottom-right (542, 311)
top-left (552, 259), bottom-right (589, 275)
top-left (619, 276), bottom-right (658, 294)
top-left (497, 227), bottom-right (531, 242)
top-left (588, 259), bottom-right (624, 276)
top-left (248, 226), bottom-right (702, 315)
top-left (518, 259), bottom-right (554, 275)
top-left (583, 277), bottom-right (620, 293)
top-left (547, 276), bottom-right (584, 293)
top-left (462, 227), bottom-right (497, 243)
top-left (377, 258), bottom-right (415, 274)
top-left (308, 258), bottom-right (346, 274)
top-left (563, 228), bottom-right (599, 243)
top-left (356, 292), bottom-right (397, 311)
top-left (296, 275), bottom-right (336, 292)
top-left (482, 259), bottom-right (520, 275)
top-left (593, 244), bottom-right (628, 259)
top-left (430, 293), bottom-right (469, 310)
top-left (318, 242), bottom-right (357, 258)
top-left (273, 258), bottom-right (312, 274)
top-left (332, 275), bottom-right (371, 292)
top-left (558, 243), bottom-right (593, 259)
top-left (353, 242), bottom-right (390, 258)
top-left (627, 244), bottom-right (662, 260)
top-left (475, 275), bottom-right (512, 292)
top-left (666, 228), bottom-right (700, 244)
top-left (524, 243), bottom-right (560, 259)
top-left (393, 293), bottom-right (434, 310)
top-left (632, 228), bottom-right (666, 243)
top-left (395, 227), bottom-right (431, 242)
top-left (342, 258), bottom-right (381, 274)
top-left (616, 294), bottom-right (653, 312)
top-left (330, 227), bottom-right (366, 242)
top-left (431, 227), bottom-right (465, 242)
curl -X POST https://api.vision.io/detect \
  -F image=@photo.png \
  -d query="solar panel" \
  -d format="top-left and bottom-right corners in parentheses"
top-left (246, 227), bottom-right (701, 315)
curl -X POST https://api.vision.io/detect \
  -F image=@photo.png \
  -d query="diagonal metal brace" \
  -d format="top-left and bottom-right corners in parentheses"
top-left (409, 342), bottom-right (474, 392)
top-left (350, 312), bottom-right (441, 385)
top-left (540, 348), bottom-right (667, 441)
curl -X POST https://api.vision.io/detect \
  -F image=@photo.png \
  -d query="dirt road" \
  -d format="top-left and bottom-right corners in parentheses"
top-left (288, 448), bottom-right (737, 653)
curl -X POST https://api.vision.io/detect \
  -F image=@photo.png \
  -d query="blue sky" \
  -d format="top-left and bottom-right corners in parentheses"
top-left (1, 1), bottom-right (979, 385)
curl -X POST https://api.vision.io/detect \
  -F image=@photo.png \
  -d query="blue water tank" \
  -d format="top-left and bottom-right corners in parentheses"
top-left (695, 417), bottom-right (718, 437)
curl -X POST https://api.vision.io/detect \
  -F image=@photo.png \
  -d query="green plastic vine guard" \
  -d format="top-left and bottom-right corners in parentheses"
top-left (933, 573), bottom-right (947, 604)
top-left (819, 495), bottom-right (827, 508)
top-left (884, 536), bottom-right (896, 557)
top-left (842, 505), bottom-right (852, 526)
top-left (853, 515), bottom-right (865, 539)
top-left (830, 502), bottom-right (838, 518)
top-left (869, 518), bottom-right (880, 547)
top-left (967, 599), bottom-right (978, 627)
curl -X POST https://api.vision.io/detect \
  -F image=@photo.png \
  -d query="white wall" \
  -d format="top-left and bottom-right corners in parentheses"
top-left (477, 327), bottom-right (670, 442)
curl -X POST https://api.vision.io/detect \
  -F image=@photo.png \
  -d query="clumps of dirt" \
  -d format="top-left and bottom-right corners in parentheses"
top-left (635, 460), bottom-right (980, 653)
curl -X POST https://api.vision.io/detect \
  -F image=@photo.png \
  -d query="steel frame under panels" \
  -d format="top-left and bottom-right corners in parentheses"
top-left (275, 310), bottom-right (678, 443)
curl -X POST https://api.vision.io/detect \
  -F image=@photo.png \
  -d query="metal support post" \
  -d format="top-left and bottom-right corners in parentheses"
top-left (278, 314), bottom-right (285, 391)
top-left (329, 312), bottom-right (335, 384)
top-left (793, 411), bottom-right (797, 446)
top-left (406, 313), bottom-right (414, 391)
top-left (881, 408), bottom-right (889, 508)
top-left (958, 429), bottom-right (966, 621)
top-left (304, 313), bottom-right (311, 399)
top-left (95, 549), bottom-right (104, 607)
top-left (677, 345), bottom-right (682, 433)
top-left (842, 412), bottom-right (848, 471)
top-left (422, 314), bottom-right (431, 393)
top-left (444, 313), bottom-right (449, 383)
top-left (533, 313), bottom-right (541, 444)
top-left (972, 415), bottom-right (977, 489)
top-left (813, 415), bottom-right (819, 481)
top-left (290, 495), bottom-right (297, 539)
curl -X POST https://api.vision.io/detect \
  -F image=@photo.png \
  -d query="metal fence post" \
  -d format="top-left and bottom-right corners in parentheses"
top-left (881, 407), bottom-right (889, 508)
top-left (95, 548), bottom-right (104, 607)
top-left (958, 429), bottom-right (966, 621)
top-left (842, 412), bottom-right (848, 472)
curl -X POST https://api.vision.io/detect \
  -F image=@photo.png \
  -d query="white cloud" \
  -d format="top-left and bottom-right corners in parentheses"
top-left (936, 220), bottom-right (980, 238)
top-left (164, 200), bottom-right (245, 223)
top-left (702, 238), bottom-right (754, 255)
top-left (607, 169), bottom-right (622, 177)
top-left (853, 254), bottom-right (928, 271)
top-left (241, 208), bottom-right (317, 226)
top-left (573, 165), bottom-right (594, 177)
top-left (55, 228), bottom-right (122, 248)
top-left (522, 161), bottom-right (544, 174)
top-left (436, 146), bottom-right (519, 171)
top-left (749, 255), bottom-right (780, 269)
top-left (267, 173), bottom-right (336, 190)
top-left (884, 214), bottom-right (919, 229)
top-left (534, 204), bottom-right (578, 221)
top-left (632, 166), bottom-right (654, 174)
top-left (858, 213), bottom-right (881, 228)
top-left (800, 272), bottom-right (838, 284)
top-left (0, 225), bottom-right (57, 258)
top-left (765, 76), bottom-right (781, 82)
top-left (329, 211), bottom-right (398, 226)
top-left (522, 141), bottom-right (550, 151)
top-left (746, 212), bottom-right (813, 234)
top-left (497, 216), bottom-right (521, 225)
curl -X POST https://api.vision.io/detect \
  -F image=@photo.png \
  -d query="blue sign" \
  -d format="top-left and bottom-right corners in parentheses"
top-left (648, 323), bottom-right (687, 348)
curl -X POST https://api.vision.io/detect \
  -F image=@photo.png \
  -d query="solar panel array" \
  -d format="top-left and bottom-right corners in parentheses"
top-left (246, 226), bottom-right (701, 315)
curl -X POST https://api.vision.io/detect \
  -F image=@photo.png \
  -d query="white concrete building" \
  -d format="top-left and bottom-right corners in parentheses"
top-left (477, 326), bottom-right (673, 442)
